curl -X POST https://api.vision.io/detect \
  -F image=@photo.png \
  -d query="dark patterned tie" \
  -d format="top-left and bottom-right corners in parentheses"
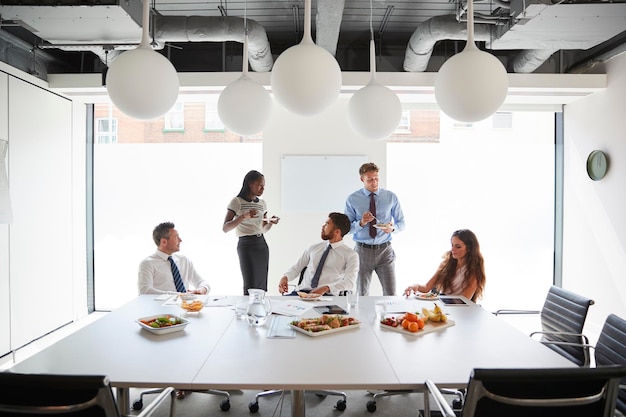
top-left (369, 192), bottom-right (377, 238)
top-left (310, 245), bottom-right (331, 289)
top-left (168, 256), bottom-right (186, 293)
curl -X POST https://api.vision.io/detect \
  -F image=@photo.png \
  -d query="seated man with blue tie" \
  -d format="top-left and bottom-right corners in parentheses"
top-left (138, 221), bottom-right (210, 296)
top-left (278, 212), bottom-right (359, 296)
top-left (138, 222), bottom-right (210, 400)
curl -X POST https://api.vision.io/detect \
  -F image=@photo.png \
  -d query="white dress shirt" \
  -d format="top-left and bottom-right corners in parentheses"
top-left (283, 240), bottom-right (359, 295)
top-left (138, 250), bottom-right (210, 295)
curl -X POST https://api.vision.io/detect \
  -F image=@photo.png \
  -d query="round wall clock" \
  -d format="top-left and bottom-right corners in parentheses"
top-left (586, 150), bottom-right (608, 181)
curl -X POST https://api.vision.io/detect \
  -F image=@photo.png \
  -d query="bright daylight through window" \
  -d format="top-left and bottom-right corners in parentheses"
top-left (92, 102), bottom-right (554, 313)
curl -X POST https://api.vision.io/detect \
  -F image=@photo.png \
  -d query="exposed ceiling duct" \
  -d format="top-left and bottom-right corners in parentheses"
top-left (17, 12), bottom-right (274, 73)
top-left (403, 15), bottom-right (495, 72)
top-left (0, 0), bottom-right (626, 80)
top-left (315, 0), bottom-right (346, 57)
top-left (490, 1), bottom-right (626, 72)
top-left (153, 15), bottom-right (273, 72)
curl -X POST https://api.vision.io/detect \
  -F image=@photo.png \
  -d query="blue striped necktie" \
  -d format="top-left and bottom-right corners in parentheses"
top-left (168, 256), bottom-right (186, 293)
top-left (310, 245), bottom-right (331, 289)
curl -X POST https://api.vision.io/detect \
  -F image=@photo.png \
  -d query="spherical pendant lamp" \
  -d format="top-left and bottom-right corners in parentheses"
top-left (218, 34), bottom-right (273, 136)
top-left (434, 0), bottom-right (508, 123)
top-left (106, 0), bottom-right (179, 120)
top-left (347, 39), bottom-right (402, 140)
top-left (270, 0), bottom-right (341, 116)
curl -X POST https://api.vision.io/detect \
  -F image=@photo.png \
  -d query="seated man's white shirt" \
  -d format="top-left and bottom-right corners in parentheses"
top-left (283, 240), bottom-right (358, 295)
top-left (138, 249), bottom-right (210, 294)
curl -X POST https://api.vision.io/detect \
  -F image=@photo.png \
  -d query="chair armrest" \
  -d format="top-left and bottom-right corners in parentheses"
top-left (425, 380), bottom-right (457, 417)
top-left (530, 330), bottom-right (590, 345)
top-left (530, 331), bottom-right (592, 366)
top-left (493, 309), bottom-right (540, 316)
top-left (133, 387), bottom-right (176, 417)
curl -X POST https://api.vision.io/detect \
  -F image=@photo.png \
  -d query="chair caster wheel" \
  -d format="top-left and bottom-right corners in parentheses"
top-left (366, 400), bottom-right (377, 412)
top-left (132, 399), bottom-right (143, 411)
top-left (248, 401), bottom-right (259, 413)
top-left (220, 399), bottom-right (230, 411)
top-left (452, 399), bottom-right (463, 410)
top-left (335, 400), bottom-right (347, 411)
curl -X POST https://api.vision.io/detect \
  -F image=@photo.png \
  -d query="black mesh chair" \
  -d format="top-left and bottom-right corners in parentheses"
top-left (495, 285), bottom-right (595, 366)
top-left (592, 314), bottom-right (626, 415)
top-left (424, 365), bottom-right (626, 417)
top-left (0, 373), bottom-right (175, 417)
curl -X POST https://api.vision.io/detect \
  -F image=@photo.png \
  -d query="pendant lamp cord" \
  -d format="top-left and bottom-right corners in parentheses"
top-left (244, 0), bottom-right (248, 36)
top-left (369, 0), bottom-right (374, 41)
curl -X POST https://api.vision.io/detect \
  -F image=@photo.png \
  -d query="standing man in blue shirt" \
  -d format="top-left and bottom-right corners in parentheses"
top-left (345, 162), bottom-right (405, 295)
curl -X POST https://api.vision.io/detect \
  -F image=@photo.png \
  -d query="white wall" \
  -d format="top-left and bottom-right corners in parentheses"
top-left (563, 52), bottom-right (626, 342)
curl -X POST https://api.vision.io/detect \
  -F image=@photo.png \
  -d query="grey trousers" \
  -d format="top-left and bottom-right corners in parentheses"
top-left (354, 243), bottom-right (396, 296)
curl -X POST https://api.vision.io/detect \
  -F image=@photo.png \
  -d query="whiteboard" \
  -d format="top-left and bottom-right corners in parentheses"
top-left (281, 155), bottom-right (368, 213)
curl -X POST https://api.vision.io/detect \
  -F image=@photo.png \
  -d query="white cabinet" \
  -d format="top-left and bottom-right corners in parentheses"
top-left (0, 70), bottom-right (74, 355)
top-left (0, 72), bottom-right (10, 359)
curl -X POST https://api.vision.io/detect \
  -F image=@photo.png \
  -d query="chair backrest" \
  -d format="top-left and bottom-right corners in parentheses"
top-left (540, 285), bottom-right (594, 366)
top-left (0, 373), bottom-right (120, 417)
top-left (595, 313), bottom-right (626, 415)
top-left (462, 365), bottom-right (626, 417)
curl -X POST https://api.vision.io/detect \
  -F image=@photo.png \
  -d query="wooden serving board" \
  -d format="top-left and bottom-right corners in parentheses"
top-left (379, 319), bottom-right (454, 337)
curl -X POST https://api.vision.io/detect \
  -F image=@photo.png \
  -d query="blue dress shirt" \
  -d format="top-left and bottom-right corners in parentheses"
top-left (345, 188), bottom-right (405, 244)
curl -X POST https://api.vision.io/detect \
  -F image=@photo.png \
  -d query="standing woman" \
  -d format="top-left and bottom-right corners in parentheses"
top-left (403, 229), bottom-right (486, 302)
top-left (223, 170), bottom-right (280, 295)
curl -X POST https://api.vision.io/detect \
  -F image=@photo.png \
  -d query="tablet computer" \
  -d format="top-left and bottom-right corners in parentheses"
top-left (439, 297), bottom-right (468, 306)
top-left (313, 305), bottom-right (349, 315)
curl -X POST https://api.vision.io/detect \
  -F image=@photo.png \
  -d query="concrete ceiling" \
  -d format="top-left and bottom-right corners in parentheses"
top-left (1, 0), bottom-right (625, 81)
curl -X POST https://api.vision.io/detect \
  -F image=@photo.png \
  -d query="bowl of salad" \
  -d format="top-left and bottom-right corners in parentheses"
top-left (136, 314), bottom-right (189, 335)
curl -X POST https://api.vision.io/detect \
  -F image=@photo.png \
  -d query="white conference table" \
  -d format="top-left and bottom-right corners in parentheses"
top-left (8, 294), bottom-right (575, 417)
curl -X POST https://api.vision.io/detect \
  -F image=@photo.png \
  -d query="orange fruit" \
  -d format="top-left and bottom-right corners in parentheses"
top-left (405, 312), bottom-right (418, 322)
top-left (402, 319), bottom-right (410, 329)
top-left (408, 321), bottom-right (419, 332)
top-left (417, 318), bottom-right (425, 329)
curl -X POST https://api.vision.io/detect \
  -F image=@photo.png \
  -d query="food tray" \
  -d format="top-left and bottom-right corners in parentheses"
top-left (289, 322), bottom-right (360, 337)
top-left (379, 318), bottom-right (454, 337)
top-left (136, 314), bottom-right (189, 335)
top-left (297, 291), bottom-right (322, 300)
top-left (415, 293), bottom-right (439, 300)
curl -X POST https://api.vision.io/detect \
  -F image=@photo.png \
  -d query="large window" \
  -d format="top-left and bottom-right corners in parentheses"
top-left (388, 111), bottom-right (555, 312)
top-left (92, 102), bottom-right (556, 313)
top-left (93, 101), bottom-right (261, 310)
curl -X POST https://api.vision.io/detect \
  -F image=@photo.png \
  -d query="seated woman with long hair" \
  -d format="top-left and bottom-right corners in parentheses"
top-left (404, 229), bottom-right (486, 302)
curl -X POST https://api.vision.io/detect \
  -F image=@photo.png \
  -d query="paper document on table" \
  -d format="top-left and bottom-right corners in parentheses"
top-left (267, 315), bottom-right (296, 339)
top-left (271, 298), bottom-right (314, 316)
top-left (204, 296), bottom-right (234, 307)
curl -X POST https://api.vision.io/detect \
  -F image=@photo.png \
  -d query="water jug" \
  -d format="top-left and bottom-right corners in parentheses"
top-left (246, 289), bottom-right (272, 326)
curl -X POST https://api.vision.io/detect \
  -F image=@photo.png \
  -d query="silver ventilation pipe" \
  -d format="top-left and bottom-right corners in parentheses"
top-left (92, 15), bottom-right (273, 72)
top-left (512, 49), bottom-right (558, 73)
top-left (403, 15), bottom-right (494, 72)
top-left (315, 0), bottom-right (346, 56)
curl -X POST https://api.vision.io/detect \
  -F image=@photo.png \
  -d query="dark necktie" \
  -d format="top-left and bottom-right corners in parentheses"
top-left (310, 245), bottom-right (331, 289)
top-left (369, 192), bottom-right (377, 238)
top-left (168, 256), bottom-right (186, 293)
